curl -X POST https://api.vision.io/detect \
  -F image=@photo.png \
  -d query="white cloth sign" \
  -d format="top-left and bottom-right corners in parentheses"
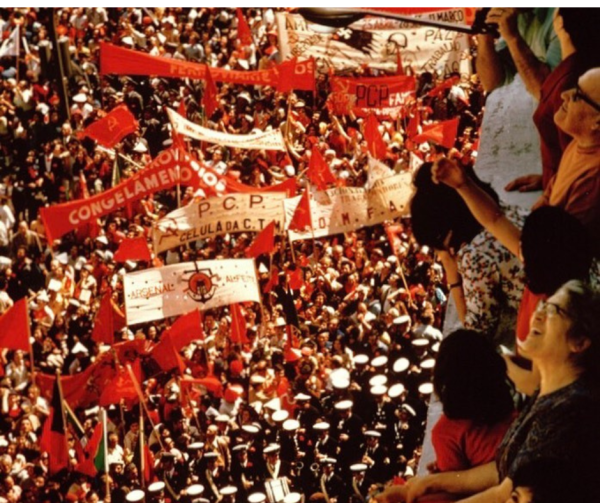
top-left (153, 192), bottom-right (287, 253)
top-left (168, 108), bottom-right (286, 151)
top-left (124, 259), bottom-right (260, 325)
top-left (285, 172), bottom-right (413, 241)
top-left (277, 10), bottom-right (471, 79)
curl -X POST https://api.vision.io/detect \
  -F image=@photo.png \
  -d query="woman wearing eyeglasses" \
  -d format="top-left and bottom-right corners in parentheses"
top-left (376, 280), bottom-right (600, 503)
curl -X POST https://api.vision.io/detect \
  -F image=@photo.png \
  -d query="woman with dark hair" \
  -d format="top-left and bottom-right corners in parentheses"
top-left (431, 329), bottom-right (515, 472)
top-left (376, 280), bottom-right (600, 503)
top-left (410, 162), bottom-right (526, 345)
top-left (432, 156), bottom-right (595, 392)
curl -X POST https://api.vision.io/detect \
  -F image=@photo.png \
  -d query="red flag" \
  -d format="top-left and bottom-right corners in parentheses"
top-left (177, 96), bottom-right (186, 118)
top-left (288, 191), bottom-right (312, 232)
top-left (246, 221), bottom-right (276, 258)
top-left (263, 265), bottom-right (279, 294)
top-left (40, 379), bottom-right (70, 474)
top-left (236, 8), bottom-right (253, 47)
top-left (412, 118), bottom-right (459, 150)
top-left (78, 104), bottom-right (138, 148)
top-left (385, 223), bottom-right (404, 255)
top-left (407, 108), bottom-right (420, 139)
top-left (230, 303), bottom-right (249, 344)
top-left (76, 421), bottom-right (103, 477)
top-left (364, 114), bottom-right (387, 159)
top-left (181, 376), bottom-right (223, 398)
top-left (426, 75), bottom-right (460, 98)
top-left (0, 298), bottom-right (30, 351)
top-left (165, 310), bottom-right (204, 351)
top-left (114, 237), bottom-right (152, 263)
top-left (308, 146), bottom-right (336, 190)
top-left (99, 362), bottom-right (141, 406)
top-left (286, 267), bottom-right (304, 291)
top-left (78, 171), bottom-right (90, 199)
top-left (203, 68), bottom-right (218, 119)
top-left (91, 291), bottom-right (126, 345)
top-left (150, 334), bottom-right (185, 373)
top-left (278, 57), bottom-right (316, 93)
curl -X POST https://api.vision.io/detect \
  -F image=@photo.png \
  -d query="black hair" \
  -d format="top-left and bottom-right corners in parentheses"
top-left (521, 206), bottom-right (593, 295)
top-left (559, 9), bottom-right (600, 61)
top-left (512, 458), bottom-right (579, 503)
top-left (411, 163), bottom-right (499, 251)
top-left (559, 280), bottom-right (600, 388)
top-left (433, 329), bottom-right (513, 425)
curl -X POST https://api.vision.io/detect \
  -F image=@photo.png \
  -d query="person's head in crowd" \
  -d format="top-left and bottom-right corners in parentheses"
top-left (554, 9), bottom-right (600, 62)
top-left (433, 329), bottom-right (514, 425)
top-left (554, 68), bottom-right (600, 143)
top-left (411, 162), bottom-right (500, 254)
top-left (515, 278), bottom-right (600, 398)
top-left (507, 458), bottom-right (578, 503)
top-left (520, 206), bottom-right (593, 295)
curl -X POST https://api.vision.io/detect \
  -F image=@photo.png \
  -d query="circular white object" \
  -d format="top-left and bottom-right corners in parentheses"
top-left (393, 358), bottom-right (410, 373)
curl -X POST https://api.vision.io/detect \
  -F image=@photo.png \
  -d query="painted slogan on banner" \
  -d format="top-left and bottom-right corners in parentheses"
top-left (277, 9), bottom-right (471, 79)
top-left (329, 74), bottom-right (416, 117)
top-left (124, 260), bottom-right (260, 325)
top-left (168, 109), bottom-right (286, 151)
top-left (285, 171), bottom-right (413, 242)
top-left (153, 193), bottom-right (287, 253)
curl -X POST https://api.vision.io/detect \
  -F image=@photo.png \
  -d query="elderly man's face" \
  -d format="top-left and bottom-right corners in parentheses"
top-left (554, 69), bottom-right (600, 138)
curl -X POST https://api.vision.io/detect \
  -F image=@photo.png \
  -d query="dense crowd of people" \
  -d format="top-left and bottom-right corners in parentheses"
top-left (0, 7), bottom-right (599, 503)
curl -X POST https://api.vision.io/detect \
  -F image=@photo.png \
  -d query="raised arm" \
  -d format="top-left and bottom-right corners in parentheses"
top-left (432, 158), bottom-right (522, 258)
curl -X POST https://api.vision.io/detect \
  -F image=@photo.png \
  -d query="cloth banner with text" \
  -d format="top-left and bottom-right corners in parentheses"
top-left (329, 74), bottom-right (416, 118)
top-left (285, 171), bottom-right (414, 242)
top-left (168, 109), bottom-right (286, 151)
top-left (153, 192), bottom-right (287, 253)
top-left (123, 259), bottom-right (260, 325)
top-left (100, 42), bottom-right (315, 91)
top-left (40, 147), bottom-right (206, 243)
top-left (276, 9), bottom-right (471, 78)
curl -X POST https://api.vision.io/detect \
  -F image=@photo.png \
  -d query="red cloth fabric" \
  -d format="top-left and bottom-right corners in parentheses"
top-left (0, 298), bottom-right (30, 351)
top-left (432, 413), bottom-right (515, 472)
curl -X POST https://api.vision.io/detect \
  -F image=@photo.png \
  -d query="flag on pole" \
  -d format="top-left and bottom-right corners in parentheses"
top-left (40, 378), bottom-right (70, 474)
top-left (0, 26), bottom-right (19, 58)
top-left (307, 146), bottom-right (336, 190)
top-left (78, 104), bottom-right (139, 148)
top-left (236, 8), bottom-right (253, 47)
top-left (164, 310), bottom-right (205, 351)
top-left (0, 298), bottom-right (30, 351)
top-left (230, 303), bottom-right (249, 344)
top-left (364, 114), bottom-right (387, 159)
top-left (412, 118), bottom-right (459, 149)
top-left (91, 291), bottom-right (125, 345)
top-left (288, 191), bottom-right (312, 232)
top-left (203, 68), bottom-right (218, 119)
top-left (114, 237), bottom-right (152, 263)
top-left (76, 420), bottom-right (103, 477)
top-left (245, 221), bottom-right (276, 258)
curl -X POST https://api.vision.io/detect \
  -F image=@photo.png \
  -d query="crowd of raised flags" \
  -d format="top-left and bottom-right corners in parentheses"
top-left (0, 7), bottom-right (482, 503)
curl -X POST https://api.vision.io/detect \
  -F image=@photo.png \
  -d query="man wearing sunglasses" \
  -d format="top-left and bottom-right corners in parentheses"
top-left (534, 67), bottom-right (600, 255)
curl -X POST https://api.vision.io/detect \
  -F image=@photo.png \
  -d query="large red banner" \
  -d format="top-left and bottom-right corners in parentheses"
top-left (40, 148), bottom-right (201, 243)
top-left (100, 43), bottom-right (315, 91)
top-left (329, 74), bottom-right (416, 117)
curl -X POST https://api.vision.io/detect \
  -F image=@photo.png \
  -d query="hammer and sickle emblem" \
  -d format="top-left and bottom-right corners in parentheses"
top-left (107, 116), bottom-right (118, 132)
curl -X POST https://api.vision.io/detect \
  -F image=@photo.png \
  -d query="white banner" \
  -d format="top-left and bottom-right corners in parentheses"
top-left (153, 192), bottom-right (287, 253)
top-left (285, 172), bottom-right (413, 241)
top-left (168, 108), bottom-right (286, 151)
top-left (0, 26), bottom-right (19, 59)
top-left (277, 10), bottom-right (471, 79)
top-left (124, 259), bottom-right (260, 325)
